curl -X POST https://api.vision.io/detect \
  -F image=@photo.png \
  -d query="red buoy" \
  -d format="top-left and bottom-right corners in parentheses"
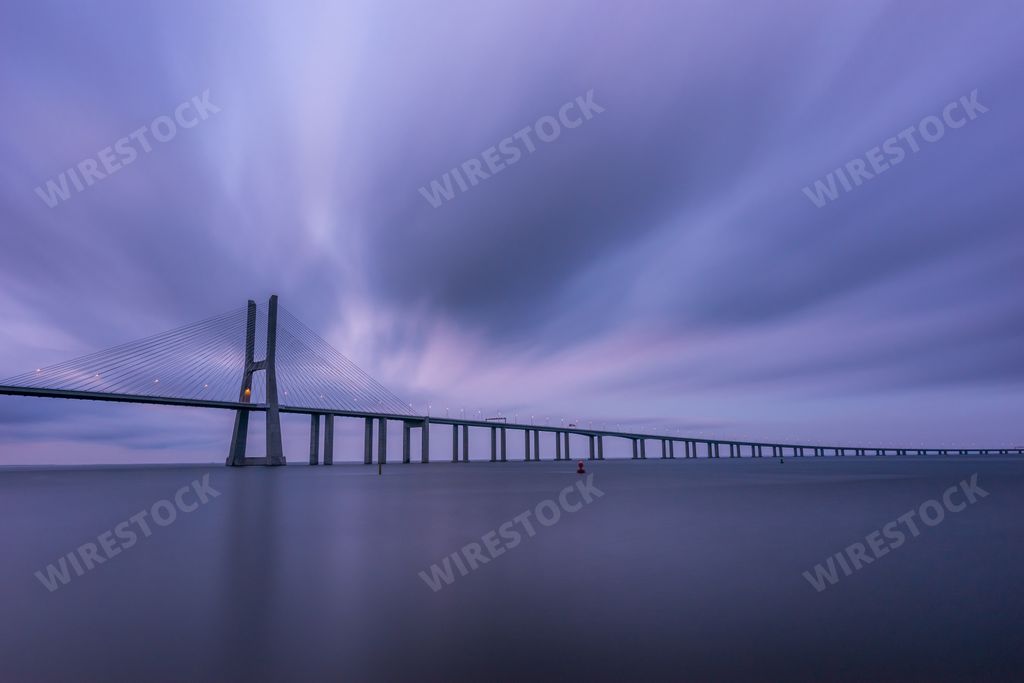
top-left (577, 461), bottom-right (586, 474)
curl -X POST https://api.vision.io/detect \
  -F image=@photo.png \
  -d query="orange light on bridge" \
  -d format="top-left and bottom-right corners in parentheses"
top-left (245, 388), bottom-right (251, 398)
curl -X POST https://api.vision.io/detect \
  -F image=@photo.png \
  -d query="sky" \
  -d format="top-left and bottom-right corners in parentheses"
top-left (1, 0), bottom-right (1022, 464)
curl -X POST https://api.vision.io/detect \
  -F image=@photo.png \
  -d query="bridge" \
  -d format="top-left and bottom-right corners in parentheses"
top-left (2, 296), bottom-right (1020, 465)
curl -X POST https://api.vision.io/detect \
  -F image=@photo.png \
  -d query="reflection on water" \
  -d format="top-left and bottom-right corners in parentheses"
top-left (2, 457), bottom-right (1023, 682)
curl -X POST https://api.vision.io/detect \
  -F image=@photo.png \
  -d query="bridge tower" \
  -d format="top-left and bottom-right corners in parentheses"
top-left (226, 295), bottom-right (286, 466)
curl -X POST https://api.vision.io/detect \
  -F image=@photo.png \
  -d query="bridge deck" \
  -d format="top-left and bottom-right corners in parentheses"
top-left (2, 385), bottom-right (1019, 455)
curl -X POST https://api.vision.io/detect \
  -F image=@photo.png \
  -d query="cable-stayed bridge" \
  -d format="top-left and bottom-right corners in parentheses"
top-left (1, 296), bottom-right (1020, 465)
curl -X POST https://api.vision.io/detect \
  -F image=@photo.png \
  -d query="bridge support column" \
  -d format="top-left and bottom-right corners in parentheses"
top-left (462, 425), bottom-right (469, 462)
top-left (378, 418), bottom-right (387, 465)
top-left (661, 440), bottom-right (667, 459)
top-left (668, 440), bottom-right (674, 459)
top-left (226, 296), bottom-right (286, 466)
top-left (632, 439), bottom-right (638, 460)
top-left (323, 415), bottom-right (334, 465)
top-left (599, 435), bottom-right (604, 460)
top-left (309, 414), bottom-right (320, 465)
top-left (640, 439), bottom-right (646, 459)
top-left (402, 422), bottom-right (411, 464)
top-left (421, 418), bottom-right (429, 463)
top-left (589, 435), bottom-right (595, 460)
top-left (555, 431), bottom-right (561, 460)
top-left (452, 424), bottom-right (459, 463)
top-left (491, 427), bottom-right (497, 462)
top-left (534, 430), bottom-right (540, 461)
top-left (263, 296), bottom-right (285, 466)
top-left (564, 432), bottom-right (570, 460)
top-left (500, 428), bottom-right (507, 462)
top-left (525, 430), bottom-right (531, 461)
top-left (363, 418), bottom-right (373, 464)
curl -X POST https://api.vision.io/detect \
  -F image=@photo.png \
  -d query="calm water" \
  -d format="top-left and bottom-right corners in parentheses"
top-left (2, 456), bottom-right (1023, 682)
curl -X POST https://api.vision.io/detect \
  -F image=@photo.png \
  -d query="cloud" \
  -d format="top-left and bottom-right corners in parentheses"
top-left (1, 0), bottom-right (1023, 460)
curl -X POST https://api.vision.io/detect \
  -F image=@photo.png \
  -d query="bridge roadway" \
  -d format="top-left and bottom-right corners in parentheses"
top-left (2, 384), bottom-right (1021, 463)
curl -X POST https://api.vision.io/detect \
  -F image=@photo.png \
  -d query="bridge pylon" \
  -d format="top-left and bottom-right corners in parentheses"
top-left (226, 295), bottom-right (286, 466)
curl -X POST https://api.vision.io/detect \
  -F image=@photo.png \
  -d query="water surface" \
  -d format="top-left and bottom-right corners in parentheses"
top-left (2, 456), bottom-right (1022, 681)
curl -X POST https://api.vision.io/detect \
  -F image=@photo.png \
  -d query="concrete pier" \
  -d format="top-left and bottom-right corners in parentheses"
top-left (421, 418), bottom-right (429, 463)
top-left (589, 435), bottom-right (595, 460)
top-left (556, 431), bottom-right (562, 460)
top-left (490, 427), bottom-right (497, 462)
top-left (308, 414), bottom-right (320, 465)
top-left (452, 424), bottom-right (459, 463)
top-left (323, 415), bottom-right (334, 466)
top-left (500, 428), bottom-right (507, 462)
top-left (462, 425), bottom-right (469, 462)
top-left (524, 430), bottom-right (531, 461)
top-left (632, 439), bottom-right (638, 460)
top-left (377, 418), bottom-right (387, 465)
top-left (402, 422), bottom-right (411, 464)
top-left (363, 418), bottom-right (373, 464)
top-left (564, 432), bottom-right (570, 460)
top-left (533, 430), bottom-right (540, 461)
top-left (598, 435), bottom-right (604, 460)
